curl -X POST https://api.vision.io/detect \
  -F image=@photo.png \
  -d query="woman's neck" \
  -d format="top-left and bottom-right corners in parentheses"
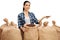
top-left (24, 10), bottom-right (29, 15)
top-left (23, 10), bottom-right (30, 18)
top-left (24, 10), bottom-right (29, 13)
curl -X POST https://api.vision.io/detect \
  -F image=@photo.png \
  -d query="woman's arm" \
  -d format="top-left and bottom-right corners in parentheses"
top-left (39, 16), bottom-right (50, 26)
top-left (31, 13), bottom-right (39, 24)
top-left (18, 14), bottom-right (23, 28)
top-left (18, 14), bottom-right (25, 32)
top-left (32, 13), bottom-right (50, 26)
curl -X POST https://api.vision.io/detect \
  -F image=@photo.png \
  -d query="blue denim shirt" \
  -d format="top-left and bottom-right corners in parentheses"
top-left (18, 12), bottom-right (39, 28)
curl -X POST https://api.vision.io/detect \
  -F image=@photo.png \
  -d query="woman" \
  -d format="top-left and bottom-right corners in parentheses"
top-left (18, 1), bottom-right (39, 32)
top-left (18, 1), bottom-right (50, 32)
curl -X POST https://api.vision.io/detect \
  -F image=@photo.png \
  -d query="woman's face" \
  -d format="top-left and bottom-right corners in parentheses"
top-left (24, 2), bottom-right (30, 11)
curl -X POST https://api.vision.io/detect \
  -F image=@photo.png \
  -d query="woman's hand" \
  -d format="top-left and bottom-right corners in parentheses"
top-left (22, 27), bottom-right (26, 32)
top-left (20, 27), bottom-right (28, 32)
top-left (22, 27), bottom-right (28, 32)
top-left (39, 16), bottom-right (50, 21)
top-left (38, 16), bottom-right (50, 26)
top-left (24, 24), bottom-right (29, 27)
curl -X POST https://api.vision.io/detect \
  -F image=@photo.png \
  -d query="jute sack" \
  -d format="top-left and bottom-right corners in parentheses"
top-left (38, 26), bottom-right (58, 40)
top-left (1, 27), bottom-right (22, 40)
top-left (1, 21), bottom-right (22, 40)
top-left (0, 18), bottom-right (9, 40)
top-left (24, 24), bottom-right (38, 40)
top-left (53, 25), bottom-right (60, 40)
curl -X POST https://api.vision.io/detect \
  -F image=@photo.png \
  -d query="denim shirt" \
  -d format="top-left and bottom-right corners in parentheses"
top-left (18, 12), bottom-right (39, 28)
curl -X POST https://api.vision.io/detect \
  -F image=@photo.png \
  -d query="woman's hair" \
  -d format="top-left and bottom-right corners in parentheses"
top-left (23, 1), bottom-right (30, 11)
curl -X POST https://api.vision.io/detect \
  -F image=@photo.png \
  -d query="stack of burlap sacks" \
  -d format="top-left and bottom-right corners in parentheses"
top-left (23, 24), bottom-right (59, 40)
top-left (0, 18), bottom-right (60, 40)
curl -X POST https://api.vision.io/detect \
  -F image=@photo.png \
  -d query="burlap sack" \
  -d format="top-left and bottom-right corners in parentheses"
top-left (53, 25), bottom-right (60, 40)
top-left (38, 26), bottom-right (58, 40)
top-left (56, 27), bottom-right (60, 40)
top-left (1, 26), bottom-right (22, 40)
top-left (0, 20), bottom-right (22, 40)
top-left (24, 25), bottom-right (38, 40)
top-left (0, 18), bottom-right (9, 40)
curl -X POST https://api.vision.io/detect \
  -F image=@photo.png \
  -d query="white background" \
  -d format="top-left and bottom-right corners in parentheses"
top-left (0, 0), bottom-right (60, 27)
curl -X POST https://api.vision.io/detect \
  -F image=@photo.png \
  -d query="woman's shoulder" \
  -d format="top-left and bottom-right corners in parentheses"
top-left (18, 12), bottom-right (24, 16)
top-left (29, 12), bottom-right (35, 15)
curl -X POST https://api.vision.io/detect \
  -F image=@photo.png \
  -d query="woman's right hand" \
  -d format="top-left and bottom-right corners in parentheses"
top-left (21, 27), bottom-right (26, 32)
top-left (20, 27), bottom-right (28, 32)
top-left (24, 24), bottom-right (27, 27)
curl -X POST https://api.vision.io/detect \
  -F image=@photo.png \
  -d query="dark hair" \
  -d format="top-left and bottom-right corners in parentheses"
top-left (23, 1), bottom-right (30, 11)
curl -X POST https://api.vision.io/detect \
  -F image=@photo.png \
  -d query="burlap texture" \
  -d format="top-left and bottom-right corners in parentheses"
top-left (53, 26), bottom-right (60, 40)
top-left (38, 26), bottom-right (58, 40)
top-left (0, 21), bottom-right (22, 40)
top-left (24, 25), bottom-right (38, 40)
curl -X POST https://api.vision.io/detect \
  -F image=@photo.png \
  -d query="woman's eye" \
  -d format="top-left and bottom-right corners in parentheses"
top-left (26, 5), bottom-right (27, 6)
top-left (26, 5), bottom-right (30, 6)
